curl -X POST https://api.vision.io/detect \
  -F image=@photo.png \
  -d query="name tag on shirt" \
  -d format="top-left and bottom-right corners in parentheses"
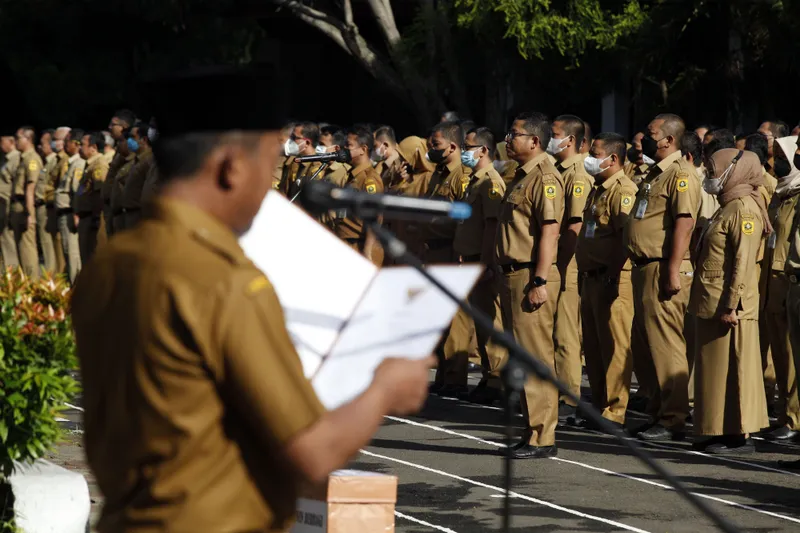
top-left (584, 220), bottom-right (596, 239)
top-left (634, 199), bottom-right (648, 219)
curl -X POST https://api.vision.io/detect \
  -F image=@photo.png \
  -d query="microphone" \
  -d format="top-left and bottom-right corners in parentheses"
top-left (294, 150), bottom-right (351, 164)
top-left (300, 181), bottom-right (472, 222)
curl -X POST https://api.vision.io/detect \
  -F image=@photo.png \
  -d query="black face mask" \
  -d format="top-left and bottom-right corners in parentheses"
top-left (640, 135), bottom-right (660, 160)
top-left (793, 153), bottom-right (800, 173)
top-left (427, 148), bottom-right (446, 164)
top-left (627, 147), bottom-right (641, 164)
top-left (774, 157), bottom-right (792, 179)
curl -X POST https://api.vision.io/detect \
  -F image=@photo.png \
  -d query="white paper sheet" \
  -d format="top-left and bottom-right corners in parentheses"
top-left (240, 192), bottom-right (481, 410)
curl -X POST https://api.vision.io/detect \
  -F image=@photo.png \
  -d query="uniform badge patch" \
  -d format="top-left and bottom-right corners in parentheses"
top-left (247, 276), bottom-right (272, 294)
top-left (621, 194), bottom-right (633, 208)
top-left (366, 181), bottom-right (378, 194)
top-left (573, 182), bottom-right (584, 198)
top-left (75, 169), bottom-right (83, 181)
top-left (742, 220), bottom-right (755, 235)
top-left (545, 184), bottom-right (557, 200)
top-left (677, 177), bottom-right (689, 192)
top-left (93, 168), bottom-right (102, 179)
top-left (489, 186), bottom-right (501, 199)
top-left (27, 160), bottom-right (38, 172)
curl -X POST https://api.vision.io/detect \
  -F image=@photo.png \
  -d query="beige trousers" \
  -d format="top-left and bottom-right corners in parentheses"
top-left (554, 262), bottom-right (582, 406)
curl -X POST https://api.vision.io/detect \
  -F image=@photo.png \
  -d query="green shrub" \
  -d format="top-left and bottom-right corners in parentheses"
top-left (0, 270), bottom-right (79, 479)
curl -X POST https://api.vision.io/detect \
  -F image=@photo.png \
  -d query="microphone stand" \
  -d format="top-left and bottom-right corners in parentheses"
top-left (290, 161), bottom-right (330, 203)
top-left (363, 219), bottom-right (741, 533)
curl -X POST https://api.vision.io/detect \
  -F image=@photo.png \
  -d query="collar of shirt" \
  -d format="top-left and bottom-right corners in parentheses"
top-left (518, 151), bottom-right (550, 177)
top-left (46, 152), bottom-right (56, 164)
top-left (438, 158), bottom-right (462, 177)
top-left (558, 152), bottom-right (586, 172)
top-left (22, 147), bottom-right (36, 157)
top-left (68, 153), bottom-right (81, 164)
top-left (470, 165), bottom-right (491, 182)
top-left (351, 161), bottom-right (373, 178)
top-left (135, 146), bottom-right (153, 162)
top-left (655, 150), bottom-right (683, 172)
top-left (86, 153), bottom-right (102, 167)
top-left (599, 169), bottom-right (626, 190)
top-left (57, 150), bottom-right (67, 160)
top-left (149, 198), bottom-right (247, 265)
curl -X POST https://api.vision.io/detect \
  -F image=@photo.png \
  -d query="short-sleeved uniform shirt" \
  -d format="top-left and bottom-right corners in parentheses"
top-left (424, 159), bottom-right (470, 242)
top-left (689, 195), bottom-right (762, 320)
top-left (39, 152), bottom-right (58, 203)
top-left (75, 153), bottom-right (110, 215)
top-left (322, 162), bottom-right (349, 188)
top-left (556, 153), bottom-right (594, 224)
top-left (71, 199), bottom-right (326, 533)
top-left (767, 193), bottom-right (799, 273)
top-left (576, 170), bottom-right (638, 272)
top-left (624, 150), bottom-right (700, 262)
top-left (55, 153), bottom-right (86, 210)
top-left (495, 152), bottom-right (565, 266)
top-left (14, 148), bottom-right (43, 199)
top-left (122, 149), bottom-right (154, 211)
top-left (0, 150), bottom-right (20, 201)
top-left (453, 165), bottom-right (505, 258)
top-left (334, 162), bottom-right (384, 241)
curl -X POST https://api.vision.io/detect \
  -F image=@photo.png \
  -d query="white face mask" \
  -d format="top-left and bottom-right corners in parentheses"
top-left (285, 139), bottom-right (300, 157)
top-left (371, 146), bottom-right (387, 163)
top-left (315, 144), bottom-right (328, 155)
top-left (583, 155), bottom-right (612, 176)
top-left (642, 154), bottom-right (656, 166)
top-left (546, 136), bottom-right (568, 156)
top-left (493, 160), bottom-right (512, 174)
top-left (703, 161), bottom-right (736, 196)
top-left (147, 127), bottom-right (158, 142)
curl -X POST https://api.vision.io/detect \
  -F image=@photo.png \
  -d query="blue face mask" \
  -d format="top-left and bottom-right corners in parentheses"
top-left (461, 149), bottom-right (480, 168)
top-left (127, 137), bottom-right (140, 152)
top-left (50, 141), bottom-right (58, 152)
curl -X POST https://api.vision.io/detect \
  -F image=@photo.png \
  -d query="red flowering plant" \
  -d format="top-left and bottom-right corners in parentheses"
top-left (0, 269), bottom-right (79, 479)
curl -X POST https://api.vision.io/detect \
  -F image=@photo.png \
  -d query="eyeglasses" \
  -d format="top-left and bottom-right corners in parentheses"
top-left (462, 144), bottom-right (484, 151)
top-left (505, 131), bottom-right (534, 141)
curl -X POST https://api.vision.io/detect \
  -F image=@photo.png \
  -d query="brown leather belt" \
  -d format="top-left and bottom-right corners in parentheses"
top-left (499, 261), bottom-right (533, 274)
top-left (631, 258), bottom-right (661, 268)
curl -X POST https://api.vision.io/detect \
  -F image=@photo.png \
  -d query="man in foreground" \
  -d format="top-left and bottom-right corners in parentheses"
top-left (71, 67), bottom-right (432, 533)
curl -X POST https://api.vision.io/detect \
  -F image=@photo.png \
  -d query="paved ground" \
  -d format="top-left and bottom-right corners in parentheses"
top-left (51, 372), bottom-right (800, 532)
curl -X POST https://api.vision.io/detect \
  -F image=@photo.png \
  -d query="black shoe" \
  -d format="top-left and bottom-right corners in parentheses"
top-left (468, 387), bottom-right (502, 405)
top-left (692, 436), bottom-right (722, 451)
top-left (509, 438), bottom-right (530, 451)
top-left (763, 426), bottom-right (799, 442)
top-left (558, 402), bottom-right (577, 422)
top-left (705, 436), bottom-right (755, 455)
top-left (467, 362), bottom-right (483, 373)
top-left (512, 445), bottom-right (558, 459)
top-left (637, 424), bottom-right (685, 442)
top-left (437, 385), bottom-right (468, 399)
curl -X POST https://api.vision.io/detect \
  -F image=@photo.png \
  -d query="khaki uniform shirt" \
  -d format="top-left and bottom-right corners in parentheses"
top-left (689, 196), bottom-right (762, 320)
top-left (556, 153), bottom-right (594, 272)
top-left (624, 162), bottom-right (650, 186)
top-left (110, 153), bottom-right (137, 213)
top-left (102, 149), bottom-right (116, 167)
top-left (272, 156), bottom-right (286, 191)
top-left (495, 152), bottom-right (565, 266)
top-left (55, 153), bottom-right (85, 210)
top-left (102, 152), bottom-right (126, 207)
top-left (576, 170), bottom-right (637, 272)
top-left (453, 165), bottom-right (505, 258)
top-left (122, 148), bottom-right (154, 210)
top-left (71, 199), bottom-right (325, 533)
top-left (57, 150), bottom-right (69, 182)
top-left (0, 150), bottom-right (20, 201)
top-left (334, 162), bottom-right (384, 241)
top-left (75, 153), bottom-right (110, 215)
top-left (624, 150), bottom-right (700, 262)
top-left (766, 193), bottom-right (800, 273)
top-left (14, 149), bottom-right (43, 202)
top-left (322, 162), bottom-right (349, 188)
top-left (39, 152), bottom-right (58, 203)
top-left (784, 200), bottom-right (800, 276)
top-left (140, 164), bottom-right (161, 206)
top-left (696, 167), bottom-right (720, 231)
top-left (763, 169), bottom-right (778, 200)
top-left (424, 159), bottom-right (469, 242)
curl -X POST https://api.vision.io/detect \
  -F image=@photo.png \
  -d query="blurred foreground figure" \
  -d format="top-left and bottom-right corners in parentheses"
top-left (71, 66), bottom-right (432, 533)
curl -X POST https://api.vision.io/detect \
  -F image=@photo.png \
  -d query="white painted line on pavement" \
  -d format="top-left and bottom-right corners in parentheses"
top-left (386, 415), bottom-right (800, 524)
top-left (361, 449), bottom-right (652, 533)
top-left (395, 511), bottom-right (460, 533)
top-left (64, 402), bottom-right (84, 412)
top-left (434, 397), bottom-right (800, 477)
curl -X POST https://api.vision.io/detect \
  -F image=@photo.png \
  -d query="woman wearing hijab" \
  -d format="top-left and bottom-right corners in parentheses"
top-left (761, 136), bottom-right (800, 442)
top-left (689, 148), bottom-right (771, 454)
top-left (390, 136), bottom-right (436, 260)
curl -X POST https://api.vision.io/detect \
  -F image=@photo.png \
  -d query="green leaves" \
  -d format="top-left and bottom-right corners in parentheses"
top-left (0, 269), bottom-right (78, 478)
top-left (456, 0), bottom-right (648, 64)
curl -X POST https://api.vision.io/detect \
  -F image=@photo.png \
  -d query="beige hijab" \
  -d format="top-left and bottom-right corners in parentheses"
top-left (710, 148), bottom-right (772, 234)
top-left (398, 135), bottom-right (435, 174)
top-left (774, 136), bottom-right (800, 198)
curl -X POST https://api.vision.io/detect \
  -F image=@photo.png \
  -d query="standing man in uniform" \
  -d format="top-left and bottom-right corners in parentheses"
top-left (56, 128), bottom-right (86, 283)
top-left (36, 129), bottom-right (59, 274)
top-left (12, 127), bottom-right (42, 279)
top-left (0, 133), bottom-right (20, 270)
top-left (280, 122), bottom-right (320, 199)
top-left (318, 128), bottom-right (349, 187)
top-left (453, 127), bottom-right (506, 404)
top-left (103, 110), bottom-right (136, 237)
top-left (102, 132), bottom-right (116, 164)
top-left (76, 133), bottom-right (109, 264)
top-left (624, 114), bottom-right (699, 441)
top-left (110, 131), bottom-right (137, 234)
top-left (71, 67), bottom-right (433, 532)
top-left (121, 122), bottom-right (154, 229)
top-left (51, 128), bottom-right (70, 273)
top-left (577, 133), bottom-right (639, 430)
top-left (624, 132), bottom-right (652, 187)
top-left (373, 126), bottom-right (411, 192)
top-left (548, 114), bottom-right (592, 420)
top-left (758, 120), bottom-right (790, 176)
top-left (496, 112), bottom-right (564, 458)
top-left (332, 128), bottom-right (384, 266)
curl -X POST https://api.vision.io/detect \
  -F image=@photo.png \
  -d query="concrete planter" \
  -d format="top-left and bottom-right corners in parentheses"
top-left (5, 459), bottom-right (90, 533)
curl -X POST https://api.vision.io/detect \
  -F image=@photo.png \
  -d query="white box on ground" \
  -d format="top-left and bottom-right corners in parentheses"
top-left (9, 459), bottom-right (90, 533)
top-left (290, 470), bottom-right (397, 533)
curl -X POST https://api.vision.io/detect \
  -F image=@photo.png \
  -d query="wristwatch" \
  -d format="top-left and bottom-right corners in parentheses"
top-left (532, 276), bottom-right (547, 287)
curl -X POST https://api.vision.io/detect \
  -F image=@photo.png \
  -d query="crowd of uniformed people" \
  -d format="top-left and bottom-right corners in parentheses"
top-left (7, 107), bottom-right (800, 464)
top-left (274, 112), bottom-right (800, 461)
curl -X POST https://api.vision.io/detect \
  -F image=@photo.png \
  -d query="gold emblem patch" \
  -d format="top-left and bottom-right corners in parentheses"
top-left (93, 168), bottom-right (102, 179)
top-left (573, 182), bottom-right (584, 198)
top-left (545, 185), bottom-right (557, 200)
top-left (247, 276), bottom-right (271, 294)
top-left (677, 178), bottom-right (688, 192)
top-left (621, 195), bottom-right (632, 207)
top-left (75, 169), bottom-right (83, 181)
top-left (28, 160), bottom-right (38, 172)
top-left (365, 181), bottom-right (378, 194)
top-left (742, 220), bottom-right (755, 235)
